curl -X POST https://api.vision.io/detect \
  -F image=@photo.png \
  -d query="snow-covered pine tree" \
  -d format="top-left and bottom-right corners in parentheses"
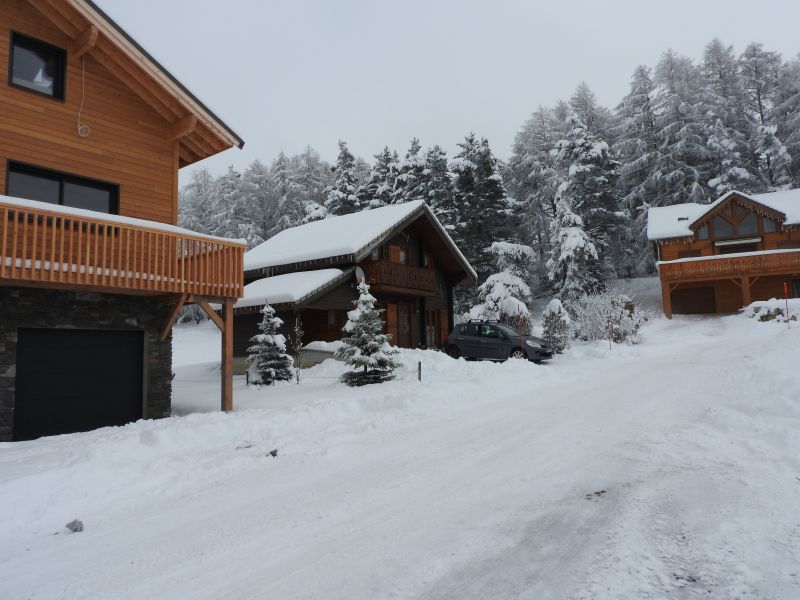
top-left (247, 303), bottom-right (294, 386)
top-left (325, 141), bottom-right (361, 215)
top-left (421, 145), bottom-right (456, 223)
top-left (178, 167), bottom-right (217, 234)
top-left (552, 115), bottom-right (631, 279)
top-left (357, 146), bottom-right (399, 209)
top-left (450, 134), bottom-right (514, 312)
top-left (471, 242), bottom-right (534, 332)
top-left (335, 282), bottom-right (399, 386)
top-left (541, 298), bottom-right (571, 353)
top-left (546, 195), bottom-right (603, 306)
top-left (775, 55), bottom-right (800, 184)
top-left (393, 138), bottom-right (425, 204)
top-left (296, 145), bottom-right (332, 222)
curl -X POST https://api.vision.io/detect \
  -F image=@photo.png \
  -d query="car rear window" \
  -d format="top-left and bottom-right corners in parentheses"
top-left (460, 324), bottom-right (479, 336)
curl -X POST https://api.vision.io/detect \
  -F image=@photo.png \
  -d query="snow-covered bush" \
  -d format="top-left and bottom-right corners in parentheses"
top-left (740, 299), bottom-right (799, 323)
top-left (571, 292), bottom-right (644, 344)
top-left (336, 282), bottom-right (400, 386)
top-left (541, 299), bottom-right (571, 353)
top-left (247, 303), bottom-right (294, 385)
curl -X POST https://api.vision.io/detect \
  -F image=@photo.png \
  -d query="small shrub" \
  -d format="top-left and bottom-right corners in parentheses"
top-left (542, 299), bottom-right (571, 353)
top-left (570, 291), bottom-right (644, 344)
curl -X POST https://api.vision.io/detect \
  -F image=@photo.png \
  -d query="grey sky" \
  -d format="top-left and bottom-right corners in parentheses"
top-left (98, 0), bottom-right (800, 182)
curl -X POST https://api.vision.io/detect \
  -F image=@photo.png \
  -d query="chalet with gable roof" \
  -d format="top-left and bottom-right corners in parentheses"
top-left (232, 201), bottom-right (477, 364)
top-left (647, 189), bottom-right (800, 317)
top-left (0, 0), bottom-right (245, 440)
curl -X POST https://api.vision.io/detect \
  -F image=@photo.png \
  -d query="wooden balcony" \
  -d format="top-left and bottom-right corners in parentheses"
top-left (0, 198), bottom-right (245, 299)
top-left (659, 249), bottom-right (800, 283)
top-left (362, 260), bottom-right (437, 295)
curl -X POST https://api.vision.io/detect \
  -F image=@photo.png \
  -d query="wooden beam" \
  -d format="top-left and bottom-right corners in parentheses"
top-left (70, 24), bottom-right (99, 59)
top-left (160, 293), bottom-right (188, 341)
top-left (221, 300), bottom-right (234, 412)
top-left (741, 276), bottom-right (752, 307)
top-left (198, 301), bottom-right (224, 331)
top-left (167, 114), bottom-right (197, 141)
top-left (662, 282), bottom-right (673, 319)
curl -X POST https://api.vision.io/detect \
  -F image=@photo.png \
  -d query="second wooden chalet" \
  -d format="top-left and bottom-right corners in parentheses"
top-left (647, 189), bottom-right (800, 317)
top-left (231, 201), bottom-right (477, 362)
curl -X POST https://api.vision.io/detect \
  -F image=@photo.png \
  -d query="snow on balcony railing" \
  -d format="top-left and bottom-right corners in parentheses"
top-left (658, 248), bottom-right (800, 282)
top-left (0, 195), bottom-right (245, 298)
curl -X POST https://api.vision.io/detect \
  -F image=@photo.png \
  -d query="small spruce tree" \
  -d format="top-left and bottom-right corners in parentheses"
top-left (247, 302), bottom-right (294, 385)
top-left (336, 282), bottom-right (399, 386)
top-left (541, 299), bottom-right (571, 353)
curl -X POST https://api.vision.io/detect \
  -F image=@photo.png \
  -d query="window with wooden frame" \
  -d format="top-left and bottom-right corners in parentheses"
top-left (9, 32), bottom-right (66, 100)
top-left (388, 244), bottom-right (409, 265)
top-left (700, 202), bottom-right (779, 241)
top-left (6, 162), bottom-right (119, 215)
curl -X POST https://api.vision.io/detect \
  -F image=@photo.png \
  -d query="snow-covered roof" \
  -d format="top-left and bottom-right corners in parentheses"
top-left (232, 268), bottom-right (350, 310)
top-left (0, 195), bottom-right (247, 245)
top-left (244, 201), bottom-right (476, 281)
top-left (647, 189), bottom-right (800, 241)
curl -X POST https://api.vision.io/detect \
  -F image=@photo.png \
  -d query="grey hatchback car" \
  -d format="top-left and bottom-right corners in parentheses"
top-left (444, 321), bottom-right (554, 363)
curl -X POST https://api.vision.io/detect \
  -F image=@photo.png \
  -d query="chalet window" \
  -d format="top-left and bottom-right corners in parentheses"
top-left (370, 247), bottom-right (380, 261)
top-left (389, 244), bottom-right (409, 265)
top-left (738, 211), bottom-right (757, 235)
top-left (697, 224), bottom-right (709, 240)
top-left (7, 162), bottom-right (119, 214)
top-left (9, 32), bottom-right (66, 100)
top-left (713, 215), bottom-right (733, 239)
top-left (763, 218), bottom-right (777, 233)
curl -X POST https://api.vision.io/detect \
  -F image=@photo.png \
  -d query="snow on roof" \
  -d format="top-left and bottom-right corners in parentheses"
top-left (244, 201), bottom-right (476, 283)
top-left (233, 268), bottom-right (348, 310)
top-left (244, 201), bottom-right (426, 271)
top-left (0, 195), bottom-right (246, 245)
top-left (647, 189), bottom-right (800, 241)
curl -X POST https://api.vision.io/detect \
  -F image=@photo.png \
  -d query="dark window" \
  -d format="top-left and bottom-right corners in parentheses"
top-left (6, 162), bottom-right (119, 214)
top-left (713, 215), bottom-right (733, 239)
top-left (370, 247), bottom-right (380, 261)
top-left (738, 211), bottom-right (757, 236)
top-left (792, 280), bottom-right (800, 298)
top-left (460, 323), bottom-right (479, 337)
top-left (764, 218), bottom-right (777, 233)
top-left (697, 224), bottom-right (709, 240)
top-left (678, 249), bottom-right (702, 258)
top-left (9, 32), bottom-right (66, 100)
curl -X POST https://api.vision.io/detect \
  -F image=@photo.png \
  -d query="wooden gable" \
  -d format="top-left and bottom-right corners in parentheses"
top-left (689, 192), bottom-right (786, 233)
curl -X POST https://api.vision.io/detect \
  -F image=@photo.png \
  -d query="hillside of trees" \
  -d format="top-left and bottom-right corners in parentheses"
top-left (180, 40), bottom-right (800, 317)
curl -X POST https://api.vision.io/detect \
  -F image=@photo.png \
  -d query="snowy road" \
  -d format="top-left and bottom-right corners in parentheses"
top-left (1, 313), bottom-right (799, 599)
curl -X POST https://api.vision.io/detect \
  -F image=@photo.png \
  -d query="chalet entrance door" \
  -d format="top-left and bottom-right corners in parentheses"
top-left (398, 303), bottom-right (412, 347)
top-left (425, 309), bottom-right (439, 348)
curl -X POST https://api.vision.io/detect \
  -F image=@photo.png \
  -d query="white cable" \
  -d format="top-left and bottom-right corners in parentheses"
top-left (76, 56), bottom-right (91, 138)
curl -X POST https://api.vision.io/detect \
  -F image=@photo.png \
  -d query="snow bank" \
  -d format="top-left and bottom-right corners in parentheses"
top-left (740, 298), bottom-right (799, 322)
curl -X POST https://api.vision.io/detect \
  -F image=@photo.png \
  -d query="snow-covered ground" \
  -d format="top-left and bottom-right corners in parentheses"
top-left (2, 279), bottom-right (799, 599)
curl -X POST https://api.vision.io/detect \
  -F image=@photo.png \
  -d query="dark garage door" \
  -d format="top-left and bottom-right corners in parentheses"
top-left (13, 329), bottom-right (144, 441)
top-left (671, 286), bottom-right (716, 315)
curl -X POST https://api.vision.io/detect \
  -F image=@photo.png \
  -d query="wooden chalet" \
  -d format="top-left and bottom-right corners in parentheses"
top-left (231, 201), bottom-right (477, 364)
top-left (647, 189), bottom-right (800, 317)
top-left (0, 0), bottom-right (245, 440)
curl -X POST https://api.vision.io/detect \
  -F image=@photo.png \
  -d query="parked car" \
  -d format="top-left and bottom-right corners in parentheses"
top-left (444, 321), bottom-right (554, 363)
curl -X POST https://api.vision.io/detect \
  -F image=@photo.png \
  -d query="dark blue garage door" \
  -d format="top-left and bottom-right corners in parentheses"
top-left (13, 328), bottom-right (144, 441)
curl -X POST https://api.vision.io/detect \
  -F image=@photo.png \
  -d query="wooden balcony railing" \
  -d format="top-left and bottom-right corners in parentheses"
top-left (659, 249), bottom-right (800, 283)
top-left (0, 198), bottom-right (245, 298)
top-left (362, 260), bottom-right (436, 294)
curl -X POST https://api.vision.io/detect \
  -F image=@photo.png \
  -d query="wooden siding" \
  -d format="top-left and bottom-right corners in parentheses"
top-left (0, 198), bottom-right (245, 298)
top-left (659, 250), bottom-right (800, 283)
top-left (1, 0), bottom-right (177, 224)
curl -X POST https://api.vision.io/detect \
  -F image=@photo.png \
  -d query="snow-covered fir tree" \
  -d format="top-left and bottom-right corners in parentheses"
top-left (421, 145), bottom-right (456, 223)
top-left (541, 299), bottom-right (571, 353)
top-left (470, 242), bottom-right (534, 332)
top-left (357, 147), bottom-right (399, 209)
top-left (546, 195), bottom-right (603, 306)
top-left (393, 138), bottom-right (425, 203)
top-left (247, 303), bottom-right (294, 386)
top-left (325, 141), bottom-right (361, 215)
top-left (335, 282), bottom-right (399, 386)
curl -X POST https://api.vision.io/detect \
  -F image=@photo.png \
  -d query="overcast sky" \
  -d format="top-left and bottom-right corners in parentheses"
top-left (98, 0), bottom-right (800, 182)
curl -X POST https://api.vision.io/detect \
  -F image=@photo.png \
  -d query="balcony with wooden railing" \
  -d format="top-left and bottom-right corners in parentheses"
top-left (0, 197), bottom-right (245, 299)
top-left (659, 248), bottom-right (800, 283)
top-left (362, 260), bottom-right (437, 295)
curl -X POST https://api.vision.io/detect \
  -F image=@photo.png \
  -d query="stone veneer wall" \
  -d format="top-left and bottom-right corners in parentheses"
top-left (0, 287), bottom-right (172, 441)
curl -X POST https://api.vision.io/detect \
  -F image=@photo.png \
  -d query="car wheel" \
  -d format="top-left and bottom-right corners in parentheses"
top-left (510, 348), bottom-right (526, 360)
top-left (446, 345), bottom-right (461, 359)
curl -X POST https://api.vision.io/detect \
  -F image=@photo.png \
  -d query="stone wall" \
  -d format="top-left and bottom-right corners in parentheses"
top-left (0, 287), bottom-right (173, 441)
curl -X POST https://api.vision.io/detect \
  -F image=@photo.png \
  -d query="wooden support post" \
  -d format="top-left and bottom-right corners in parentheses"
top-left (160, 293), bottom-right (188, 341)
top-left (661, 281), bottom-right (673, 319)
top-left (221, 299), bottom-right (234, 412)
top-left (741, 276), bottom-right (751, 307)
